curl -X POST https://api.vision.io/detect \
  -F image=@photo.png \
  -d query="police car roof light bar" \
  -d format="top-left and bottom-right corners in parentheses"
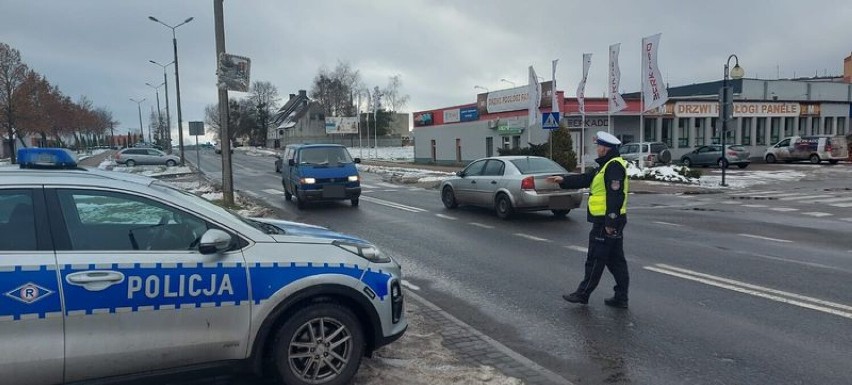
top-left (17, 148), bottom-right (79, 169)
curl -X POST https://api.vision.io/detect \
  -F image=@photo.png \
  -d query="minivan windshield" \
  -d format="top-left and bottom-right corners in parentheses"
top-left (299, 147), bottom-right (354, 166)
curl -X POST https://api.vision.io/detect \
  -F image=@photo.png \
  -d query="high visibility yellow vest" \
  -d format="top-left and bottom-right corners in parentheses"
top-left (588, 157), bottom-right (629, 217)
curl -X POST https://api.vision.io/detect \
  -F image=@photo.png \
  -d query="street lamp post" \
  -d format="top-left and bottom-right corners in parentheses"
top-left (720, 54), bottom-right (744, 187)
top-left (149, 60), bottom-right (174, 150)
top-left (500, 78), bottom-right (516, 87)
top-left (474, 85), bottom-right (489, 93)
top-left (149, 15), bottom-right (194, 165)
top-left (129, 98), bottom-right (146, 144)
top-left (145, 81), bottom-right (165, 144)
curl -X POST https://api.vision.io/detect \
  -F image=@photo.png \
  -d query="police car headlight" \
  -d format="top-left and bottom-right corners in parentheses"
top-left (301, 177), bottom-right (316, 185)
top-left (333, 241), bottom-right (391, 263)
top-left (348, 175), bottom-right (359, 182)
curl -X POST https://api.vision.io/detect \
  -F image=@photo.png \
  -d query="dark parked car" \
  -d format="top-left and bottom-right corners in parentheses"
top-left (680, 144), bottom-right (750, 169)
top-left (440, 156), bottom-right (583, 219)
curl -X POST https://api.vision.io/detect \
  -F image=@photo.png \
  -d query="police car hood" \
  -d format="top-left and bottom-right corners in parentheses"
top-left (250, 217), bottom-right (369, 244)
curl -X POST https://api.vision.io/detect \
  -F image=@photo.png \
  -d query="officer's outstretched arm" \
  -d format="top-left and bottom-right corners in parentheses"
top-left (556, 168), bottom-right (595, 190)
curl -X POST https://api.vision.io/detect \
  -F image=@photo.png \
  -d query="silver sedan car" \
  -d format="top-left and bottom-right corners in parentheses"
top-left (115, 147), bottom-right (180, 167)
top-left (440, 156), bottom-right (583, 219)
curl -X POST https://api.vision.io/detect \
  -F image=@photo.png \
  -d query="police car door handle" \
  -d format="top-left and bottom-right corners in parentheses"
top-left (66, 271), bottom-right (126, 292)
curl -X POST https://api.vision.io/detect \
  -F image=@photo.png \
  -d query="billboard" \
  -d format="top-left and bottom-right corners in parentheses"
top-left (324, 117), bottom-right (359, 134)
top-left (414, 112), bottom-right (433, 127)
top-left (217, 53), bottom-right (251, 92)
top-left (477, 81), bottom-right (553, 115)
top-left (460, 106), bottom-right (479, 122)
top-left (443, 109), bottom-right (461, 123)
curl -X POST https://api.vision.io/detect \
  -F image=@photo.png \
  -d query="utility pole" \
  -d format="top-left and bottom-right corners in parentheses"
top-left (215, 0), bottom-right (234, 206)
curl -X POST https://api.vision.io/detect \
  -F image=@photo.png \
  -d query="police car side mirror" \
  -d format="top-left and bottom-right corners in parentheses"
top-left (198, 229), bottom-right (232, 254)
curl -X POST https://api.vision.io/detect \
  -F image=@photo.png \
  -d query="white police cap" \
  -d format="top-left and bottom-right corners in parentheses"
top-left (594, 131), bottom-right (621, 148)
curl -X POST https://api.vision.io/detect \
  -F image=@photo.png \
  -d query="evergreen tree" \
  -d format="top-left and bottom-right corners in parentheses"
top-left (549, 127), bottom-right (577, 171)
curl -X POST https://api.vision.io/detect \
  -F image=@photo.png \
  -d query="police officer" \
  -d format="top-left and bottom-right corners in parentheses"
top-left (546, 131), bottom-right (630, 308)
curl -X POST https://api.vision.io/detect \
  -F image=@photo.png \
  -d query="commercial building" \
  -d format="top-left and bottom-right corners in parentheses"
top-left (412, 78), bottom-right (852, 166)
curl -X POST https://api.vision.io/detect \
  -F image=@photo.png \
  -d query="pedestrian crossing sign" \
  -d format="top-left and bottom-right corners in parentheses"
top-left (542, 112), bottom-right (560, 130)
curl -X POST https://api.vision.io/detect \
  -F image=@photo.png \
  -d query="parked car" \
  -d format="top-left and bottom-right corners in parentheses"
top-left (680, 144), bottom-right (750, 169)
top-left (115, 147), bottom-right (180, 167)
top-left (764, 135), bottom-right (849, 164)
top-left (1, 148), bottom-right (406, 385)
top-left (280, 144), bottom-right (362, 209)
top-left (619, 142), bottom-right (672, 167)
top-left (440, 156), bottom-right (583, 219)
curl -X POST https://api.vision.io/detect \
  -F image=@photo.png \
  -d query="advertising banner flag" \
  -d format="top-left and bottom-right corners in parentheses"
top-left (608, 44), bottom-right (627, 113)
top-left (641, 33), bottom-right (669, 112)
top-left (528, 65), bottom-right (542, 126)
top-left (576, 54), bottom-right (592, 114)
top-left (552, 59), bottom-right (560, 114)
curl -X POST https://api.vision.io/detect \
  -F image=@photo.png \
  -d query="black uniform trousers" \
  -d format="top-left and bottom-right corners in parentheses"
top-left (575, 223), bottom-right (629, 300)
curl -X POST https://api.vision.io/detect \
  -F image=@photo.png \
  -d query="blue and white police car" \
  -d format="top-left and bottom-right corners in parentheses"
top-left (0, 148), bottom-right (406, 385)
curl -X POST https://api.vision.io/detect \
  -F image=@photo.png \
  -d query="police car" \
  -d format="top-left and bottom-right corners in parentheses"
top-left (1, 148), bottom-right (406, 385)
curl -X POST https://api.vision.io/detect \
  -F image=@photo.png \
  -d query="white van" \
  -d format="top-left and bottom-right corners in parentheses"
top-left (764, 135), bottom-right (848, 164)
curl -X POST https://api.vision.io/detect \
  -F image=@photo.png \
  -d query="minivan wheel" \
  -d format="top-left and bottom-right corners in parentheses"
top-left (166, 160), bottom-right (176, 167)
top-left (495, 194), bottom-right (513, 220)
top-left (350, 198), bottom-right (359, 207)
top-left (810, 154), bottom-right (821, 164)
top-left (441, 186), bottom-right (458, 209)
top-left (765, 154), bottom-right (777, 164)
top-left (284, 190), bottom-right (292, 201)
top-left (271, 303), bottom-right (364, 385)
top-left (296, 189), bottom-right (306, 209)
top-left (125, 159), bottom-right (136, 167)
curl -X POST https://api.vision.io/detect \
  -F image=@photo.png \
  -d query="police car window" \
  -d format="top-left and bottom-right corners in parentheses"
top-left (0, 191), bottom-right (37, 251)
top-left (57, 190), bottom-right (209, 251)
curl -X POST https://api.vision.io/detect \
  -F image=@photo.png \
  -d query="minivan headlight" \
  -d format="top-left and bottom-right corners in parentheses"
top-left (300, 177), bottom-right (316, 185)
top-left (348, 175), bottom-right (359, 182)
top-left (333, 241), bottom-right (390, 263)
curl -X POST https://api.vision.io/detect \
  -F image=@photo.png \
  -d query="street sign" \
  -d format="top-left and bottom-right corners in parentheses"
top-left (188, 121), bottom-right (204, 136)
top-left (217, 53), bottom-right (251, 92)
top-left (542, 112), bottom-right (561, 130)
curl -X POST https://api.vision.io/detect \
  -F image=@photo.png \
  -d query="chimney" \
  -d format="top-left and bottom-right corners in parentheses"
top-left (289, 93), bottom-right (296, 100)
top-left (299, 90), bottom-right (307, 98)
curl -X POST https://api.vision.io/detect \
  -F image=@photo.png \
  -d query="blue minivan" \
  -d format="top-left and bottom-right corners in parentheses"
top-left (280, 144), bottom-right (362, 209)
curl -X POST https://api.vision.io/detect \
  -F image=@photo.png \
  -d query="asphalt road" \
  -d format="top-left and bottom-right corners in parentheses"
top-left (196, 149), bottom-right (852, 385)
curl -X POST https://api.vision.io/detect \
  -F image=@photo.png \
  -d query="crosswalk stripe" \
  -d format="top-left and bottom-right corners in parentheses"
top-left (841, 218), bottom-right (852, 223)
top-left (753, 192), bottom-right (808, 198)
top-left (262, 188), bottom-right (283, 195)
top-left (770, 208), bottom-right (799, 212)
top-left (811, 197), bottom-right (852, 204)
top-left (732, 190), bottom-right (782, 196)
top-left (743, 204), bottom-right (768, 208)
top-left (803, 212), bottom-right (833, 217)
top-left (779, 194), bottom-right (834, 201)
top-left (830, 202), bottom-right (852, 208)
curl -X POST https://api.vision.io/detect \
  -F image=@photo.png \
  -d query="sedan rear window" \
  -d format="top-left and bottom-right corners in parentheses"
top-left (510, 157), bottom-right (566, 174)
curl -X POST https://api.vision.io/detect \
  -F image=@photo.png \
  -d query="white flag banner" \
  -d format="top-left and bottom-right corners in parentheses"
top-left (641, 33), bottom-right (669, 112)
top-left (608, 43), bottom-right (627, 113)
top-left (528, 65), bottom-right (541, 126)
top-left (552, 59), bottom-right (559, 114)
top-left (576, 53), bottom-right (592, 114)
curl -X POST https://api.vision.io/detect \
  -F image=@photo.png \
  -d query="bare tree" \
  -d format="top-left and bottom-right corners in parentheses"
top-left (249, 81), bottom-right (280, 145)
top-left (310, 61), bottom-right (362, 117)
top-left (0, 42), bottom-right (29, 163)
top-left (382, 74), bottom-right (410, 112)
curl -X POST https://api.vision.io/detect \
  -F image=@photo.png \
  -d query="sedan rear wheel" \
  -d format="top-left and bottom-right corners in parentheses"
top-left (810, 154), bottom-right (821, 164)
top-left (166, 159), bottom-right (176, 167)
top-left (495, 194), bottom-right (513, 220)
top-left (125, 159), bottom-right (136, 167)
top-left (441, 186), bottom-right (458, 209)
top-left (551, 209), bottom-right (570, 218)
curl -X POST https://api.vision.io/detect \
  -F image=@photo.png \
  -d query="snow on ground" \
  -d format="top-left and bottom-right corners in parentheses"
top-left (234, 146), bottom-right (280, 157)
top-left (697, 168), bottom-right (807, 189)
top-left (77, 148), bottom-right (111, 161)
top-left (358, 164), bottom-right (454, 185)
top-left (626, 163), bottom-right (697, 184)
top-left (348, 146), bottom-right (414, 161)
top-left (97, 159), bottom-right (193, 177)
top-left (0, 158), bottom-right (9, 167)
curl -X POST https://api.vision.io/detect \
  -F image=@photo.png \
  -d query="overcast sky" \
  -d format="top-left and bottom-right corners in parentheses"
top-left (2, 0), bottom-right (851, 140)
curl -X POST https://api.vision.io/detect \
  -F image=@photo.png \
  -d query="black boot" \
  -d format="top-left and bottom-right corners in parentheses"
top-left (562, 292), bottom-right (589, 304)
top-left (604, 296), bottom-right (628, 308)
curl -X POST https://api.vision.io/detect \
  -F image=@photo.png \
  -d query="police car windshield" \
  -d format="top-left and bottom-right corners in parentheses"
top-left (150, 182), bottom-right (281, 235)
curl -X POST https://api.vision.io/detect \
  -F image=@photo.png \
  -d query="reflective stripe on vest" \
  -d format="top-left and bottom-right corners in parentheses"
top-left (588, 157), bottom-right (629, 216)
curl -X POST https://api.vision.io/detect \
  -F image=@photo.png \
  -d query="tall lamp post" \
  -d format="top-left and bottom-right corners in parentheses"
top-left (129, 98), bottom-right (146, 144)
top-left (149, 15), bottom-right (194, 165)
top-left (149, 60), bottom-right (174, 150)
top-left (474, 85), bottom-right (489, 93)
top-left (500, 78), bottom-right (516, 87)
top-left (720, 54), bottom-right (744, 187)
top-left (145, 81), bottom-right (165, 144)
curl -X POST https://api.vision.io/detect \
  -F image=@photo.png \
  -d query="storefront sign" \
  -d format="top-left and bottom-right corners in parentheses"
top-left (564, 116), bottom-right (609, 129)
top-left (497, 122), bottom-right (524, 135)
top-left (443, 109), bottom-right (460, 123)
top-left (460, 107), bottom-right (479, 122)
top-left (414, 112), bottom-right (433, 127)
top-left (674, 102), bottom-right (800, 117)
top-left (477, 81), bottom-right (553, 115)
top-left (801, 103), bottom-right (821, 116)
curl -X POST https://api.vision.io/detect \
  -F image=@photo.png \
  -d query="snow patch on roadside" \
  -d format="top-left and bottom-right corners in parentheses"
top-left (358, 164), bottom-right (453, 185)
top-left (97, 159), bottom-right (192, 177)
top-left (235, 146), bottom-right (280, 157)
top-left (626, 163), bottom-right (697, 184)
top-left (698, 169), bottom-right (807, 189)
top-left (349, 146), bottom-right (414, 161)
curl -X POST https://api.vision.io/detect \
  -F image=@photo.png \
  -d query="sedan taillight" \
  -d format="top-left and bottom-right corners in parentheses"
top-left (521, 176), bottom-right (535, 190)
top-left (727, 151), bottom-right (737, 156)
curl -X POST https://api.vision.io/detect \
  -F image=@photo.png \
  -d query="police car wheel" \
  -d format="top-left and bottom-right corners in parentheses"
top-left (441, 186), bottom-right (458, 209)
top-left (495, 194), bottom-right (513, 219)
top-left (272, 303), bottom-right (365, 385)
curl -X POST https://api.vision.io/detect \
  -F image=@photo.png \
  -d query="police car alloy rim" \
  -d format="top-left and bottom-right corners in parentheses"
top-left (288, 317), bottom-right (352, 383)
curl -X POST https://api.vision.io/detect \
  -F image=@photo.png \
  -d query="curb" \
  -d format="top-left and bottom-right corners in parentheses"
top-left (405, 290), bottom-right (574, 385)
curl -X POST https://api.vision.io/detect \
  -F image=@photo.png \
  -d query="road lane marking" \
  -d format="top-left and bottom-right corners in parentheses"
top-left (731, 190), bottom-right (782, 196)
top-left (748, 253), bottom-right (849, 273)
top-left (435, 214), bottom-right (457, 220)
top-left (842, 218), bottom-right (852, 223)
top-left (262, 188), bottom-right (283, 195)
top-left (812, 196), bottom-right (852, 204)
top-left (653, 221), bottom-right (681, 227)
top-left (514, 233), bottom-right (550, 242)
top-left (359, 196), bottom-right (426, 213)
top-left (377, 182), bottom-right (399, 188)
top-left (721, 201), bottom-right (743, 205)
top-left (770, 207), bottom-right (799, 212)
top-left (802, 212), bottom-right (832, 217)
top-left (830, 202), bottom-right (852, 208)
top-left (645, 264), bottom-right (852, 320)
top-left (779, 194), bottom-right (833, 201)
top-left (359, 183), bottom-right (378, 189)
top-left (753, 192), bottom-right (808, 198)
top-left (401, 280), bottom-right (420, 291)
top-left (742, 204), bottom-right (768, 208)
top-left (565, 245), bottom-right (588, 253)
top-left (738, 233), bottom-right (792, 243)
top-left (469, 222), bottom-right (495, 229)
top-left (382, 189), bottom-right (398, 192)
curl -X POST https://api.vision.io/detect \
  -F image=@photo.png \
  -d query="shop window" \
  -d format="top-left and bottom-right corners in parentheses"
top-left (824, 117), bottom-right (834, 135)
top-left (486, 137), bottom-right (493, 157)
top-left (799, 118), bottom-right (807, 136)
top-left (711, 118), bottom-right (720, 144)
top-left (784, 118), bottom-right (795, 137)
top-left (512, 135), bottom-right (521, 149)
top-left (812, 117), bottom-right (821, 135)
top-left (695, 119), bottom-right (705, 146)
top-left (742, 118), bottom-right (752, 146)
top-left (838, 118), bottom-right (847, 135)
top-left (502, 136), bottom-right (511, 149)
top-left (678, 118), bottom-right (690, 148)
top-left (756, 118), bottom-right (767, 145)
top-left (661, 119), bottom-right (673, 148)
top-left (643, 118), bottom-right (656, 142)
top-left (770, 117), bottom-right (781, 144)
